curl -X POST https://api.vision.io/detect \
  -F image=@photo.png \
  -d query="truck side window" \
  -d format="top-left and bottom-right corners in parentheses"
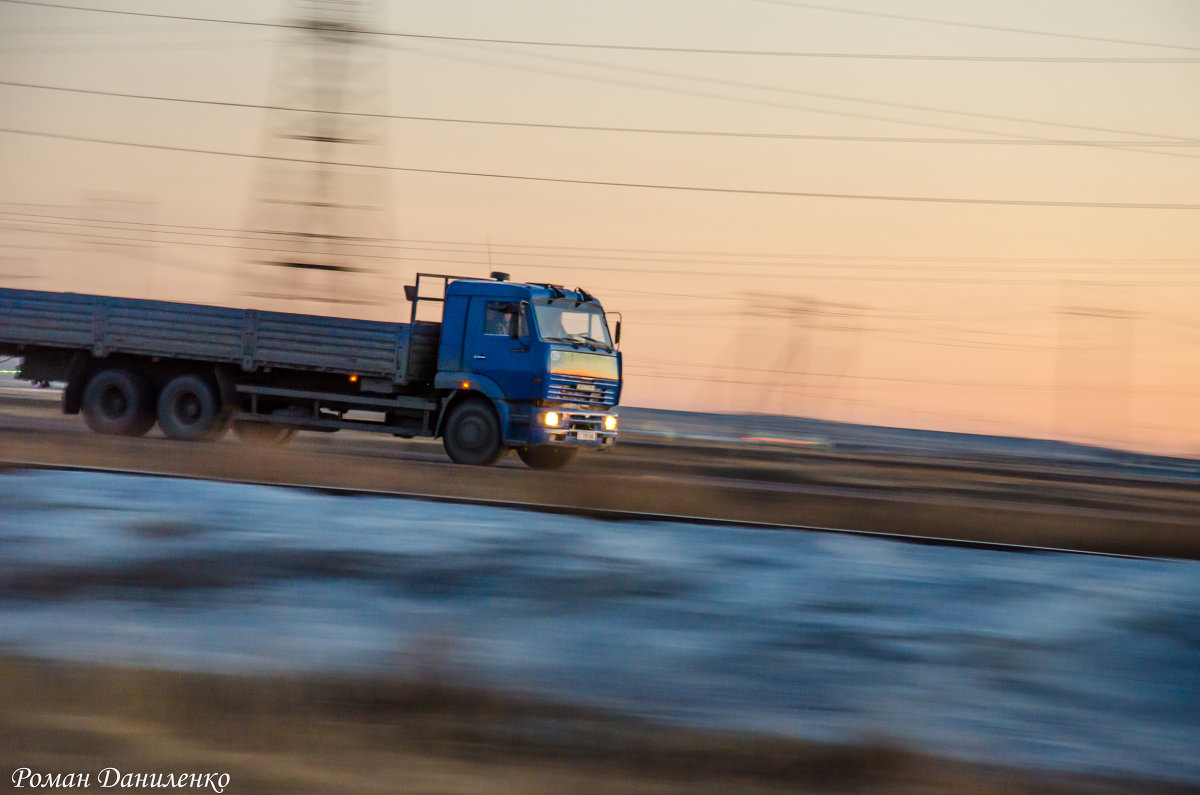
top-left (484, 302), bottom-right (526, 337)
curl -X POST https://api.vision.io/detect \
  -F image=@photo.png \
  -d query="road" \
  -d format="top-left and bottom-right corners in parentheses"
top-left (1, 392), bottom-right (1197, 558)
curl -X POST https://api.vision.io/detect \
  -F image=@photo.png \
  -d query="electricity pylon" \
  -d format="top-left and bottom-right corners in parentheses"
top-left (238, 0), bottom-right (395, 316)
top-left (1054, 283), bottom-right (1137, 446)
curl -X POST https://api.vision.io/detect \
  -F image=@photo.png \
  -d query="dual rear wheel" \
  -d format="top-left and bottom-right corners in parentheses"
top-left (81, 369), bottom-right (233, 442)
top-left (81, 369), bottom-right (156, 437)
top-left (156, 374), bottom-right (227, 441)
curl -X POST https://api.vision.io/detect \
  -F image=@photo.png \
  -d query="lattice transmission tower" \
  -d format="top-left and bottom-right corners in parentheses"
top-left (1054, 283), bottom-right (1138, 446)
top-left (710, 293), bottom-right (865, 419)
top-left (238, 0), bottom-right (395, 317)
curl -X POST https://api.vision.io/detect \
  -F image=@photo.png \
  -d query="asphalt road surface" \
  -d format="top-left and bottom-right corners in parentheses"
top-left (1, 393), bottom-right (1197, 558)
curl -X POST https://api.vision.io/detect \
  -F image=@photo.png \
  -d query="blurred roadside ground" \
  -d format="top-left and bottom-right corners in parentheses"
top-left (2, 655), bottom-right (1190, 795)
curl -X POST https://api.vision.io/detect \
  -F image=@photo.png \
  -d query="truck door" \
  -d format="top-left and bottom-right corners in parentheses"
top-left (463, 298), bottom-right (537, 399)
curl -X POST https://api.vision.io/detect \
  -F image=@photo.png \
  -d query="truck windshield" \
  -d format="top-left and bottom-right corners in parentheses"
top-left (533, 299), bottom-right (612, 347)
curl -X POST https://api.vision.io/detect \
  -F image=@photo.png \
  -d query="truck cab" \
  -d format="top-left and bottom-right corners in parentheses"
top-left (418, 274), bottom-right (622, 468)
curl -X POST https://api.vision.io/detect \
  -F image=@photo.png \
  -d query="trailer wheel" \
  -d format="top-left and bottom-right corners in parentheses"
top-left (81, 368), bottom-right (156, 437)
top-left (157, 374), bottom-right (223, 441)
top-left (517, 445), bottom-right (578, 470)
top-left (442, 397), bottom-right (505, 466)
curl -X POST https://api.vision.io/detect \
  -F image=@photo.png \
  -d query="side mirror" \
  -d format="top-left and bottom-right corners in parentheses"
top-left (615, 320), bottom-right (622, 344)
top-left (403, 284), bottom-right (417, 302)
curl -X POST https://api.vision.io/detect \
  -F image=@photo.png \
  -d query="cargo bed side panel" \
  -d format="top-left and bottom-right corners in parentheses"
top-left (0, 290), bottom-right (94, 348)
top-left (106, 301), bottom-right (244, 361)
top-left (0, 288), bottom-right (422, 383)
top-left (253, 312), bottom-right (404, 378)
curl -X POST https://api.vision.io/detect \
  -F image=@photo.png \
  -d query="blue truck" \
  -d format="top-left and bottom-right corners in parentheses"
top-left (0, 272), bottom-right (622, 469)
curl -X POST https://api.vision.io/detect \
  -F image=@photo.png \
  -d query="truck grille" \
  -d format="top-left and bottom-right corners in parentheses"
top-left (546, 374), bottom-right (619, 406)
top-left (566, 415), bottom-right (601, 432)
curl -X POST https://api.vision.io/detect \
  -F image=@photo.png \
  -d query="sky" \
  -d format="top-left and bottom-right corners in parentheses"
top-left (1, 0), bottom-right (1199, 453)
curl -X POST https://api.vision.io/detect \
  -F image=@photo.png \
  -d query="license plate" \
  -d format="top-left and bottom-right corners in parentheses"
top-left (576, 430), bottom-right (597, 441)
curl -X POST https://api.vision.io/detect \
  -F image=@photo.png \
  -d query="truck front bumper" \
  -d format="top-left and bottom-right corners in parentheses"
top-left (527, 409), bottom-right (617, 448)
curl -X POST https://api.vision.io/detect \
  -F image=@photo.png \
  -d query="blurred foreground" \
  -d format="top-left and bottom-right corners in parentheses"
top-left (4, 654), bottom-right (1191, 795)
top-left (1, 470), bottom-right (1198, 790)
top-left (3, 380), bottom-right (1200, 791)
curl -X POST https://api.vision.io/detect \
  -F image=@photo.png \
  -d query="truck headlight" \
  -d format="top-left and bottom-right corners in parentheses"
top-left (604, 415), bottom-right (617, 431)
top-left (542, 411), bottom-right (561, 427)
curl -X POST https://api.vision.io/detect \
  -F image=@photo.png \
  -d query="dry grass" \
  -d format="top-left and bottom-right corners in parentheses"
top-left (0, 655), bottom-right (1187, 795)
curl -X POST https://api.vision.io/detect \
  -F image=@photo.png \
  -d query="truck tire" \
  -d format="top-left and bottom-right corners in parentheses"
top-left (517, 445), bottom-right (578, 470)
top-left (157, 374), bottom-right (223, 442)
top-left (81, 368), bottom-right (156, 437)
top-left (442, 397), bottom-right (505, 466)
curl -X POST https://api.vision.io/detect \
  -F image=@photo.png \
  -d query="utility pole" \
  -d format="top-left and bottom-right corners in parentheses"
top-left (238, 0), bottom-right (394, 315)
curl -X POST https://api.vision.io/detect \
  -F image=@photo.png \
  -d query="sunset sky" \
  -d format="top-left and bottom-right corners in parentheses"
top-left (2, 0), bottom-right (1198, 453)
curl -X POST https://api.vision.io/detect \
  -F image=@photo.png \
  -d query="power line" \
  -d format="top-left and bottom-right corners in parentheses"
top-left (326, 30), bottom-right (1200, 62)
top-left (0, 40), bottom-right (268, 55)
top-left (747, 0), bottom-right (1200, 54)
top-left (626, 367), bottom-right (1198, 396)
top-left (406, 44), bottom-right (1200, 165)
top-left (7, 206), bottom-right (1199, 266)
top-left (380, 34), bottom-right (1200, 62)
top-left (9, 0), bottom-right (1200, 174)
top-left (5, 126), bottom-right (1198, 209)
top-left (451, 43), bottom-right (1200, 147)
top-left (0, 0), bottom-right (310, 30)
top-left (9, 80), bottom-right (1200, 150)
top-left (5, 0), bottom-right (1198, 61)
top-left (10, 214), bottom-right (1200, 284)
top-left (631, 370), bottom-right (1064, 390)
top-left (8, 230), bottom-right (1199, 288)
top-left (7, 3), bottom-right (1197, 154)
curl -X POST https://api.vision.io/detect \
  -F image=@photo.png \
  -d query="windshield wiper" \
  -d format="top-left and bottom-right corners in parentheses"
top-left (542, 336), bottom-right (588, 348)
top-left (543, 335), bottom-right (611, 351)
top-left (578, 335), bottom-right (612, 350)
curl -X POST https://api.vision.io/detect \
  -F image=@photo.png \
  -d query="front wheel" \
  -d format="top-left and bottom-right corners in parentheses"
top-left (517, 445), bottom-right (578, 470)
top-left (442, 398), bottom-right (505, 466)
